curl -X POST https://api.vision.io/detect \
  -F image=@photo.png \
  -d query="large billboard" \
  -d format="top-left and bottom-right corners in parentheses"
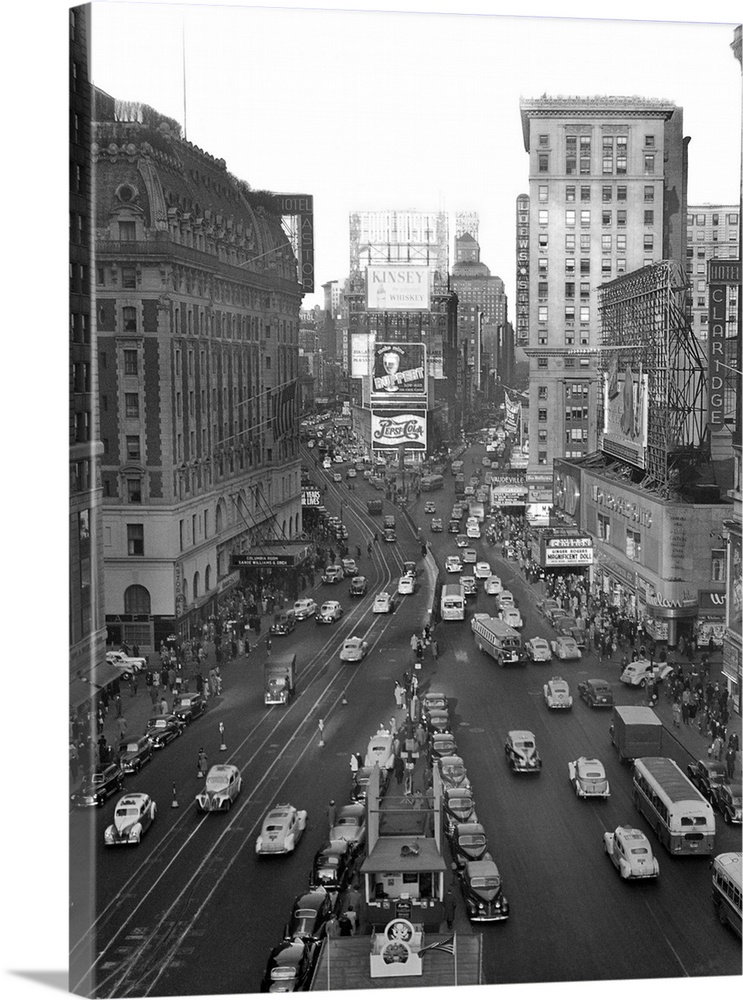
top-left (371, 343), bottom-right (427, 403)
top-left (371, 410), bottom-right (427, 451)
top-left (602, 365), bottom-right (649, 469)
top-left (366, 266), bottom-right (432, 311)
top-left (350, 332), bottom-right (374, 377)
top-left (273, 193), bottom-right (314, 293)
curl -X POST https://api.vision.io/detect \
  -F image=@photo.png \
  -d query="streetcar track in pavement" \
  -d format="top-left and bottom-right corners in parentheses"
top-left (72, 485), bottom-right (413, 996)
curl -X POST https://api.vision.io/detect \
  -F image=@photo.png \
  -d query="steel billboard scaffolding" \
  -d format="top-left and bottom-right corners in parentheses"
top-left (597, 260), bottom-right (708, 500)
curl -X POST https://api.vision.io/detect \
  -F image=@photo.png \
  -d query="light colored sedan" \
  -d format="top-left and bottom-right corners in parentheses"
top-left (104, 793), bottom-right (157, 846)
top-left (256, 803), bottom-right (308, 855)
top-left (293, 598), bottom-right (317, 620)
top-left (550, 636), bottom-right (582, 661)
top-left (569, 757), bottom-right (610, 799)
top-left (340, 636), bottom-right (369, 662)
top-left (397, 575), bottom-right (416, 595)
top-left (195, 764), bottom-right (242, 812)
top-left (525, 636), bottom-right (552, 663)
top-left (500, 606), bottom-right (522, 629)
top-left (543, 676), bottom-right (573, 709)
top-left (462, 548), bottom-right (478, 564)
top-left (445, 556), bottom-right (463, 574)
top-left (484, 575), bottom-right (503, 596)
top-left (603, 826), bottom-right (659, 879)
top-left (474, 561), bottom-right (491, 579)
top-left (373, 592), bottom-right (395, 613)
top-left (329, 803), bottom-right (366, 847)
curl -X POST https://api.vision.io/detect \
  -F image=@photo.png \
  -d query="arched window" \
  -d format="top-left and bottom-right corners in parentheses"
top-left (124, 584), bottom-right (151, 614)
top-left (193, 571), bottom-right (200, 599)
top-left (216, 501), bottom-right (224, 533)
top-left (182, 578), bottom-right (189, 606)
top-left (205, 565), bottom-right (212, 591)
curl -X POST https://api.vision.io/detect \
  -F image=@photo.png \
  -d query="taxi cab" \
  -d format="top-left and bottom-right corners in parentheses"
top-left (104, 793), bottom-right (157, 845)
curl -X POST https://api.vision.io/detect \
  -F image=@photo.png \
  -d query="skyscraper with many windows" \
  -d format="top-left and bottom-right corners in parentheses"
top-left (519, 95), bottom-right (687, 499)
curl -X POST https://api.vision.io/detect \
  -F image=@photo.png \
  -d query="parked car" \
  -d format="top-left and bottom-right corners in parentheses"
top-left (438, 755), bottom-right (471, 792)
top-left (283, 890), bottom-right (334, 942)
top-left (422, 691), bottom-right (449, 714)
top-left (322, 564), bottom-right (344, 584)
top-left (340, 636), bottom-right (369, 663)
top-left (543, 676), bottom-right (573, 709)
top-left (351, 765), bottom-right (390, 804)
top-left (550, 636), bottom-right (582, 661)
top-left (536, 598), bottom-right (562, 623)
top-left (443, 788), bottom-right (478, 833)
top-left (316, 601), bottom-right (343, 624)
top-left (428, 732), bottom-right (458, 763)
top-left (195, 764), bottom-right (242, 813)
top-left (687, 759), bottom-right (729, 801)
top-left (568, 757), bottom-right (611, 799)
top-left (553, 616), bottom-right (588, 647)
top-left (484, 575), bottom-right (503, 596)
top-left (255, 803), bottom-right (308, 855)
top-left (293, 598), bottom-right (318, 620)
top-left (104, 793), bottom-right (157, 845)
top-left (603, 825), bottom-right (659, 879)
top-left (105, 649), bottom-right (147, 681)
top-left (456, 859), bottom-right (510, 922)
top-left (261, 938), bottom-right (321, 993)
top-left (309, 840), bottom-right (355, 893)
top-left (525, 637), bottom-right (552, 663)
top-left (620, 659), bottom-right (673, 687)
top-left (450, 822), bottom-right (490, 864)
top-left (173, 692), bottom-right (207, 724)
top-left (373, 592), bottom-right (395, 614)
top-left (348, 576), bottom-right (368, 598)
top-left (577, 678), bottom-right (614, 708)
top-left (364, 729), bottom-right (396, 771)
top-left (504, 730), bottom-right (542, 773)
top-left (445, 555), bottom-right (463, 574)
top-left (117, 735), bottom-right (154, 774)
top-left (328, 803), bottom-right (366, 849)
top-left (72, 763), bottom-right (125, 808)
top-left (711, 781), bottom-right (742, 824)
top-left (145, 714), bottom-right (186, 748)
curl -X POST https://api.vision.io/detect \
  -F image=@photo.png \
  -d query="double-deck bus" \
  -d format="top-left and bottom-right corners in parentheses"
top-left (440, 584), bottom-right (466, 621)
top-left (632, 756), bottom-right (716, 855)
top-left (711, 852), bottom-right (742, 937)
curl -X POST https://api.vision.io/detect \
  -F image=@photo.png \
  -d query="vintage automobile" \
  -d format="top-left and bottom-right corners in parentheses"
top-left (451, 504), bottom-right (464, 520)
top-left (173, 692), bottom-right (207, 724)
top-left (445, 555), bottom-right (463, 574)
top-left (364, 729), bottom-right (396, 771)
top-left (450, 822), bottom-right (491, 865)
top-left (550, 636), bottom-right (582, 661)
top-left (346, 467), bottom-right (357, 479)
top-left (309, 840), bottom-right (355, 893)
top-left (443, 788), bottom-right (478, 833)
top-left (255, 803), bottom-right (308, 855)
top-left (328, 803), bottom-right (366, 848)
top-left (438, 755), bottom-right (471, 792)
top-left (402, 561), bottom-right (418, 578)
top-left (620, 659), bottom-right (673, 687)
top-left (497, 590), bottom-right (515, 609)
top-left (72, 763), bottom-right (125, 808)
top-left (448, 519), bottom-right (461, 534)
top-left (500, 606), bottom-right (523, 629)
top-left (372, 592), bottom-right (395, 614)
top-left (105, 649), bottom-right (147, 681)
top-left (397, 575), bottom-right (416, 595)
top-left (117, 735), bottom-right (153, 774)
top-left (462, 548), bottom-right (477, 564)
top-left (316, 601), bottom-right (343, 624)
top-left (104, 793), bottom-right (157, 845)
top-left (504, 730), bottom-right (542, 773)
top-left (553, 616), bottom-right (588, 648)
top-left (425, 709), bottom-right (451, 734)
top-left (332, 471), bottom-right (342, 483)
top-left (536, 598), bottom-right (563, 623)
top-left (195, 764), bottom-right (242, 813)
top-left (340, 559), bottom-right (358, 578)
top-left (457, 859), bottom-right (510, 922)
top-left (687, 758), bottom-right (729, 801)
top-left (524, 637), bottom-right (552, 663)
top-left (145, 713), bottom-right (186, 749)
top-left (321, 564), bottom-right (344, 584)
top-left (568, 757), bottom-right (611, 799)
top-left (456, 534), bottom-right (469, 548)
top-left (283, 890), bottom-right (334, 942)
top-left (428, 732), bottom-right (458, 763)
top-left (348, 576), bottom-right (368, 598)
top-left (422, 691), bottom-right (449, 713)
top-left (261, 938), bottom-right (321, 993)
top-left (484, 575), bottom-right (503, 596)
top-left (383, 527), bottom-right (397, 543)
top-left (351, 766), bottom-right (390, 804)
top-left (431, 518), bottom-right (444, 532)
top-left (603, 825), bottom-right (660, 880)
top-left (424, 501), bottom-right (437, 514)
top-left (340, 637), bottom-right (369, 663)
top-left (461, 576), bottom-right (478, 598)
top-left (543, 676), bottom-right (573, 709)
top-left (293, 598), bottom-right (318, 620)
top-left (577, 678), bottom-right (614, 709)
top-left (270, 610), bottom-right (296, 635)
top-left (711, 781), bottom-right (742, 824)
top-left (466, 522), bottom-right (481, 539)
top-left (474, 561), bottom-right (492, 580)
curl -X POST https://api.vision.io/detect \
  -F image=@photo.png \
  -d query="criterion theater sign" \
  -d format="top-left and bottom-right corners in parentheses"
top-left (542, 535), bottom-right (594, 567)
top-left (371, 343), bottom-right (426, 403)
top-left (371, 410), bottom-right (427, 450)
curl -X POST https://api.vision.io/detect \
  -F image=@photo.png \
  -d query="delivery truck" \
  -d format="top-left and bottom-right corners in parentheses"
top-left (264, 653), bottom-right (297, 706)
top-left (609, 705), bottom-right (664, 763)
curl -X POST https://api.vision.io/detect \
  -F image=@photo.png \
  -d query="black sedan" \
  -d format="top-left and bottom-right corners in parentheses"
top-left (687, 759), bottom-right (728, 801)
top-left (173, 692), bottom-right (207, 724)
top-left (260, 938), bottom-right (320, 992)
top-left (450, 822), bottom-right (491, 864)
top-left (283, 890), bottom-right (334, 941)
top-left (71, 763), bottom-right (125, 808)
top-left (309, 841), bottom-right (355, 893)
top-left (145, 714), bottom-right (186, 749)
top-left (117, 735), bottom-right (154, 774)
top-left (577, 679), bottom-right (614, 708)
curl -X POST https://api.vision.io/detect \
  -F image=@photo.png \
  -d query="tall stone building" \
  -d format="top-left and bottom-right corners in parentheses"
top-left (93, 91), bottom-right (307, 649)
top-left (519, 95), bottom-right (687, 500)
top-left (686, 204), bottom-right (740, 346)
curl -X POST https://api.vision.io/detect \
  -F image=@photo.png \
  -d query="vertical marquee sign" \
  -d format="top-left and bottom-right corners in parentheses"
top-left (273, 193), bottom-right (314, 293)
top-left (707, 258), bottom-right (740, 429)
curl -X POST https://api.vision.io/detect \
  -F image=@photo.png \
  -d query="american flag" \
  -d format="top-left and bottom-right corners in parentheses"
top-left (417, 934), bottom-right (455, 957)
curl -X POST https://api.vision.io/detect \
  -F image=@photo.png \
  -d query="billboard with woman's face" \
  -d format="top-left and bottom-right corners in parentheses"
top-left (371, 343), bottom-right (426, 403)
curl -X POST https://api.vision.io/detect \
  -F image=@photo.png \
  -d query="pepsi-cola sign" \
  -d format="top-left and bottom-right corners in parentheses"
top-left (371, 410), bottom-right (427, 451)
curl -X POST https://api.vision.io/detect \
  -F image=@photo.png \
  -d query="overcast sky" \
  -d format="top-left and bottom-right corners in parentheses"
top-left (89, 0), bottom-right (742, 310)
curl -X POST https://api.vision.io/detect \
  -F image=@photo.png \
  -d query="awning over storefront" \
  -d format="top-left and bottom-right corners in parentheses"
top-left (361, 838), bottom-right (448, 874)
top-left (69, 659), bottom-right (129, 709)
top-left (231, 542), bottom-right (312, 569)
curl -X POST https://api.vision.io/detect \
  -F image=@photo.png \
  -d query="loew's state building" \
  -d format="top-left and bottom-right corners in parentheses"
top-left (519, 95), bottom-right (687, 499)
top-left (93, 91), bottom-right (309, 651)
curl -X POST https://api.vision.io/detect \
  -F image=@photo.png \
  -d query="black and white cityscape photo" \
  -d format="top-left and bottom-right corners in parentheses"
top-left (62, 1), bottom-right (741, 997)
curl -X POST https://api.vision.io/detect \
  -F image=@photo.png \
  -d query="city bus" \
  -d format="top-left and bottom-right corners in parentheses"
top-left (454, 475), bottom-right (466, 498)
top-left (440, 584), bottom-right (466, 621)
top-left (632, 757), bottom-right (716, 855)
top-left (471, 615), bottom-right (524, 666)
top-left (420, 474), bottom-right (444, 491)
top-left (711, 852), bottom-right (742, 937)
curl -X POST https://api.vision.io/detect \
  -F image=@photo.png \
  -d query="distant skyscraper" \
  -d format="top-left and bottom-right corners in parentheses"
top-left (455, 211), bottom-right (479, 244)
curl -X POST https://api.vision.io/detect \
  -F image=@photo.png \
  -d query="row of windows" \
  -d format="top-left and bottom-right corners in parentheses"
top-left (537, 208), bottom-right (654, 227)
top-left (535, 357), bottom-right (592, 370)
top-left (687, 212), bottom-right (739, 226)
top-left (539, 184), bottom-right (654, 204)
top-left (538, 150), bottom-right (655, 176)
